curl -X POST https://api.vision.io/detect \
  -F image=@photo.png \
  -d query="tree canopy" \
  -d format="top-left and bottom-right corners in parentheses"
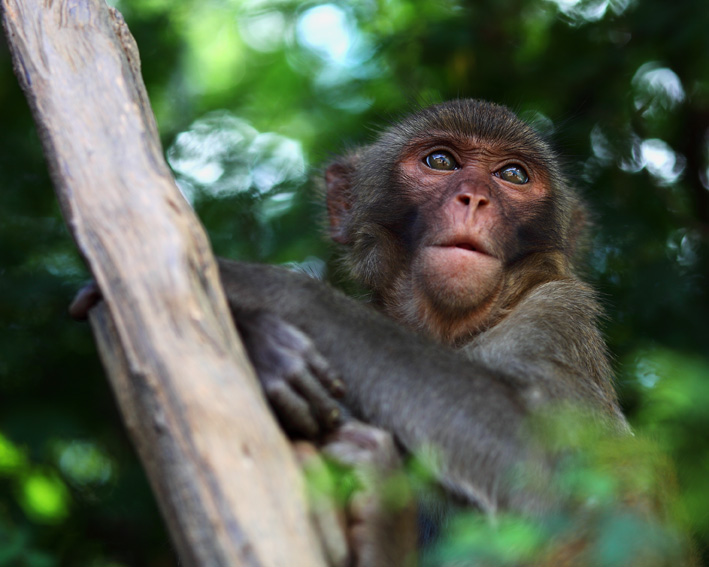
top-left (1, 0), bottom-right (708, 565)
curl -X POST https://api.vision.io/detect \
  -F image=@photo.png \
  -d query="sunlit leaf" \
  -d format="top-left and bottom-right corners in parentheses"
top-left (20, 472), bottom-right (70, 524)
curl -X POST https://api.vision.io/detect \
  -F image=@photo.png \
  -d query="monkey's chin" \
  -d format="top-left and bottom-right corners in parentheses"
top-left (417, 246), bottom-right (503, 313)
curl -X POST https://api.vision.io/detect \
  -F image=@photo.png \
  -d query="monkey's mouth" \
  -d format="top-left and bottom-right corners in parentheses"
top-left (433, 238), bottom-right (491, 257)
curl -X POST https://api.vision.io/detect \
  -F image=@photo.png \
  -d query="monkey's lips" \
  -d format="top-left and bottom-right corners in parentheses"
top-left (448, 243), bottom-right (483, 253)
top-left (422, 238), bottom-right (500, 283)
top-left (431, 237), bottom-right (493, 258)
top-left (427, 245), bottom-right (495, 270)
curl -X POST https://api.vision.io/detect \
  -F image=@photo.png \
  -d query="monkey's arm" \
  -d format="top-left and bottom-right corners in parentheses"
top-left (219, 259), bottom-right (596, 514)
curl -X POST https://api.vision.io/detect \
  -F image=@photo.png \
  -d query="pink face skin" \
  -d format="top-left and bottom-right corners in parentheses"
top-left (392, 138), bottom-right (549, 333)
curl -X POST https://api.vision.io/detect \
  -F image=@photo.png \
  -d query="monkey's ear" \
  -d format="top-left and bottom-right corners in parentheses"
top-left (325, 156), bottom-right (357, 245)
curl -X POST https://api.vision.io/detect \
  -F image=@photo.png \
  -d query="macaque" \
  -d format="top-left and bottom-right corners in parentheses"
top-left (223, 100), bottom-right (627, 456)
top-left (218, 100), bottom-right (636, 563)
top-left (74, 100), bottom-right (671, 565)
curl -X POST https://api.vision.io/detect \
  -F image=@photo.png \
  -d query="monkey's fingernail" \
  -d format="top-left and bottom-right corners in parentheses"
top-left (328, 408), bottom-right (341, 426)
top-left (332, 379), bottom-right (346, 397)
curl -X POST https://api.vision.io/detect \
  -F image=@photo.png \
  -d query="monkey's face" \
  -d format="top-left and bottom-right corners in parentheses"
top-left (391, 136), bottom-right (551, 326)
top-left (325, 100), bottom-right (575, 341)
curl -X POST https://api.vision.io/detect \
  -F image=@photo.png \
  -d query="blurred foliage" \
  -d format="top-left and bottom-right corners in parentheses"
top-left (1, 0), bottom-right (708, 564)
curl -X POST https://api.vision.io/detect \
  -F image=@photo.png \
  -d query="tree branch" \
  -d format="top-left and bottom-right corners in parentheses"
top-left (0, 1), bottom-right (326, 566)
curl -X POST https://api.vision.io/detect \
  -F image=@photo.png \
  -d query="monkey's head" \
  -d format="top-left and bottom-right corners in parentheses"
top-left (326, 99), bottom-right (586, 343)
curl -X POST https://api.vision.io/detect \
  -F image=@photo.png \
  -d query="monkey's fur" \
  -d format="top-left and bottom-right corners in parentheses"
top-left (222, 100), bottom-right (629, 520)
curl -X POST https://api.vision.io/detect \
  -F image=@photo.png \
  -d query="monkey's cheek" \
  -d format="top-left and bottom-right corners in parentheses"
top-left (417, 247), bottom-right (503, 307)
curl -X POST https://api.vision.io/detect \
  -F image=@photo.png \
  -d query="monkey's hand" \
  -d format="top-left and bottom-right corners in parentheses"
top-left (69, 281), bottom-right (102, 320)
top-left (323, 422), bottom-right (417, 567)
top-left (235, 310), bottom-right (346, 439)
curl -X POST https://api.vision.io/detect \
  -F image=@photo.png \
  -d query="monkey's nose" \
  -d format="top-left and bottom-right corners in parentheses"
top-left (456, 192), bottom-right (488, 208)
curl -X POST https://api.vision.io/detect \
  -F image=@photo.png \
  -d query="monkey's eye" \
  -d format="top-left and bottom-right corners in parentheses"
top-left (497, 165), bottom-right (529, 185)
top-left (424, 151), bottom-right (459, 171)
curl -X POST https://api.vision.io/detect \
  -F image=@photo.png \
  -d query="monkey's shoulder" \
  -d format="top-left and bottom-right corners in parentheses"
top-left (464, 278), bottom-right (616, 406)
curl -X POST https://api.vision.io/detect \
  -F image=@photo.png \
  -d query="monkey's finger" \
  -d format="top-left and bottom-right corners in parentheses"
top-left (264, 380), bottom-right (321, 438)
top-left (305, 347), bottom-right (346, 399)
top-left (289, 369), bottom-right (343, 433)
top-left (324, 422), bottom-right (403, 482)
top-left (69, 281), bottom-right (102, 320)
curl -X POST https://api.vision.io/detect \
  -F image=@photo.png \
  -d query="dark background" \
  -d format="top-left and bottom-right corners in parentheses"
top-left (1, 0), bottom-right (708, 565)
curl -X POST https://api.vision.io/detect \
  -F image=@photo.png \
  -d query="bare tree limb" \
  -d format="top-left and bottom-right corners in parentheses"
top-left (0, 1), bottom-right (326, 566)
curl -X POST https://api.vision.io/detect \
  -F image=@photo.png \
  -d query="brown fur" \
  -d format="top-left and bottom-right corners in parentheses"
top-left (218, 100), bottom-right (631, 523)
top-left (216, 99), bottom-right (682, 565)
top-left (326, 99), bottom-right (590, 348)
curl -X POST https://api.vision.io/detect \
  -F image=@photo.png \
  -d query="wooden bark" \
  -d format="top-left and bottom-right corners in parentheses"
top-left (0, 2), bottom-right (326, 566)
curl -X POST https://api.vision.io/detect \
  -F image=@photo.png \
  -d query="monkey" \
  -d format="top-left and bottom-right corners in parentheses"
top-left (215, 100), bottom-right (643, 563)
top-left (222, 99), bottom-right (627, 462)
top-left (74, 100), bottom-right (684, 565)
